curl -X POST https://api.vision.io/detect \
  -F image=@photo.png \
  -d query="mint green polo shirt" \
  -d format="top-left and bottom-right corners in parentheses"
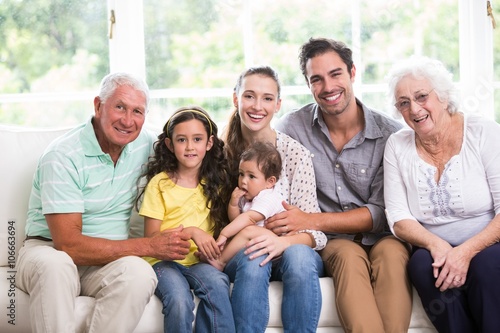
top-left (25, 117), bottom-right (156, 240)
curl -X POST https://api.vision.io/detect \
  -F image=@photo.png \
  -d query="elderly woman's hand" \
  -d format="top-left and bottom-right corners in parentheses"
top-left (244, 232), bottom-right (291, 266)
top-left (432, 245), bottom-right (472, 291)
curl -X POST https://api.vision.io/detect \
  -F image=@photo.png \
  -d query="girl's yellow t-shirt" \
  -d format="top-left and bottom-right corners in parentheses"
top-left (139, 172), bottom-right (212, 267)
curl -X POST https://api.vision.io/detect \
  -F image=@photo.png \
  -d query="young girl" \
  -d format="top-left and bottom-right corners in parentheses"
top-left (210, 141), bottom-right (285, 271)
top-left (137, 106), bottom-right (234, 333)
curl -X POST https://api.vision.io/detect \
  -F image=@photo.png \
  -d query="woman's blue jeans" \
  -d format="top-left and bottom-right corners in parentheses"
top-left (153, 261), bottom-right (235, 333)
top-left (224, 244), bottom-right (324, 333)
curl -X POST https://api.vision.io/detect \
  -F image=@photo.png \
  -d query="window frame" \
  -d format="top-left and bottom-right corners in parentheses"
top-left (108, 0), bottom-right (495, 120)
top-left (0, 0), bottom-right (496, 125)
top-left (458, 0), bottom-right (495, 119)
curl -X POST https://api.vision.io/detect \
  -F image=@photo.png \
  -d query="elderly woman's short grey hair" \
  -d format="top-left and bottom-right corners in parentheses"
top-left (386, 56), bottom-right (460, 118)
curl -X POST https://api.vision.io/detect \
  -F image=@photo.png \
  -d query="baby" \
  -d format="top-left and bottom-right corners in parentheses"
top-left (210, 141), bottom-right (284, 270)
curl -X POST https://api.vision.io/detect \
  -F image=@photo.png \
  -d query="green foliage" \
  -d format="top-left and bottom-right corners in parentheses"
top-left (0, 0), bottom-right (108, 95)
top-left (494, 4), bottom-right (500, 82)
top-left (144, 0), bottom-right (223, 89)
top-left (0, 0), bottom-right (498, 125)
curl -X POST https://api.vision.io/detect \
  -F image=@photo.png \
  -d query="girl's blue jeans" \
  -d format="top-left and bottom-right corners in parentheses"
top-left (153, 261), bottom-right (235, 333)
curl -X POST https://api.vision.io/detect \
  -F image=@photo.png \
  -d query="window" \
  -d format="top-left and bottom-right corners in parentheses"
top-left (0, 0), bottom-right (498, 128)
top-left (141, 0), bottom-right (463, 126)
top-left (0, 1), bottom-right (108, 127)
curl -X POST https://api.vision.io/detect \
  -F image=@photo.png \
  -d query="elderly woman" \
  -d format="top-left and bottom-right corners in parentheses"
top-left (384, 56), bottom-right (500, 333)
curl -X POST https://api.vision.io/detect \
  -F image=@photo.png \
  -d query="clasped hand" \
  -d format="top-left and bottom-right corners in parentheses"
top-left (431, 244), bottom-right (471, 291)
top-left (150, 225), bottom-right (191, 261)
top-left (191, 228), bottom-right (221, 261)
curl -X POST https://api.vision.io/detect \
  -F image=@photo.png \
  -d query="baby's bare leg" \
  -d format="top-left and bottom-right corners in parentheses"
top-left (211, 226), bottom-right (275, 271)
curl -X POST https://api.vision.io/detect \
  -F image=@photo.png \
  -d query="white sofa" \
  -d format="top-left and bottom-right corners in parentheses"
top-left (0, 125), bottom-right (438, 333)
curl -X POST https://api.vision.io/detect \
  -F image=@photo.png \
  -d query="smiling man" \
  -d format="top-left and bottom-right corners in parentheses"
top-left (16, 72), bottom-right (191, 333)
top-left (270, 38), bottom-right (411, 333)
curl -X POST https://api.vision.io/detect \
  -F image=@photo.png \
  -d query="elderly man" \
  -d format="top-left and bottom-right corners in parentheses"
top-left (16, 72), bottom-right (191, 332)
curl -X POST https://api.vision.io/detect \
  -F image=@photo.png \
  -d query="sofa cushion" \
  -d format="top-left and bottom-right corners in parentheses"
top-left (0, 126), bottom-right (70, 266)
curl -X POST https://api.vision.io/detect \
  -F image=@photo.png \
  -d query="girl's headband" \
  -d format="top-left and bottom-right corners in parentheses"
top-left (166, 109), bottom-right (213, 137)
